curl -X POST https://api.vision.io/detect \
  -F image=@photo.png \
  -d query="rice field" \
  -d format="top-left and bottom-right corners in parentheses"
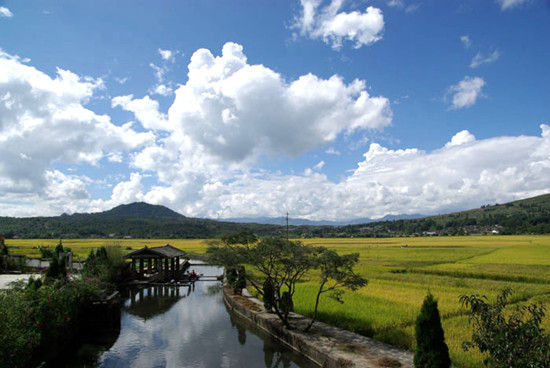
top-left (6, 235), bottom-right (550, 368)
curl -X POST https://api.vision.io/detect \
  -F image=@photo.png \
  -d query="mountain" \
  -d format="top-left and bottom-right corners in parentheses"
top-left (223, 213), bottom-right (424, 226)
top-left (88, 202), bottom-right (184, 219)
top-left (0, 193), bottom-right (548, 239)
top-left (0, 203), bottom-right (283, 239)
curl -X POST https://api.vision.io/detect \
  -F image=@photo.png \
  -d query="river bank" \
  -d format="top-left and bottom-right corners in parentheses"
top-left (224, 286), bottom-right (414, 368)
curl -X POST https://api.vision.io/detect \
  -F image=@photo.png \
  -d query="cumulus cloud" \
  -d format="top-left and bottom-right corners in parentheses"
top-left (0, 50), bottom-right (153, 214)
top-left (470, 50), bottom-right (500, 68)
top-left (130, 125), bottom-right (549, 220)
top-left (447, 76), bottom-right (486, 110)
top-left (293, 0), bottom-right (385, 50)
top-left (325, 147), bottom-right (341, 155)
top-left (121, 42), bottom-right (391, 164)
top-left (497, 0), bottom-right (529, 10)
top-left (0, 7), bottom-right (13, 18)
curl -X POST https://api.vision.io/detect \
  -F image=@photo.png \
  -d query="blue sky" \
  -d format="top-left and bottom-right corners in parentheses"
top-left (0, 0), bottom-right (549, 219)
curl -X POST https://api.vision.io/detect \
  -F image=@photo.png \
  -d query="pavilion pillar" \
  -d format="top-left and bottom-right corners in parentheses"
top-left (171, 258), bottom-right (175, 276)
top-left (165, 258), bottom-right (169, 273)
top-left (148, 258), bottom-right (153, 274)
top-left (139, 258), bottom-right (144, 275)
top-left (176, 256), bottom-right (180, 272)
top-left (132, 258), bottom-right (136, 272)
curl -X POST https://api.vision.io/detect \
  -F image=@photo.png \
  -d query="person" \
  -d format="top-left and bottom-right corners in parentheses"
top-left (190, 269), bottom-right (197, 281)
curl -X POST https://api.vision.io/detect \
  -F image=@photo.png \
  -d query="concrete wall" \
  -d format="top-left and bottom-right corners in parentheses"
top-left (223, 287), bottom-right (414, 368)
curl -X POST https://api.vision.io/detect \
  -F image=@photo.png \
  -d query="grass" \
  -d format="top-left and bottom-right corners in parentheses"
top-left (6, 235), bottom-right (550, 367)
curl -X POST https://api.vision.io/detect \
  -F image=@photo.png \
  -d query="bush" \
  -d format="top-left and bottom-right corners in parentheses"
top-left (234, 266), bottom-right (247, 295)
top-left (460, 288), bottom-right (550, 367)
top-left (81, 246), bottom-right (129, 285)
top-left (414, 293), bottom-right (451, 368)
top-left (263, 277), bottom-right (275, 311)
top-left (0, 277), bottom-right (103, 368)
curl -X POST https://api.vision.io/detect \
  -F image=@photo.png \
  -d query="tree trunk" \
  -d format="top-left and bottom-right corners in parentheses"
top-left (304, 281), bottom-right (325, 332)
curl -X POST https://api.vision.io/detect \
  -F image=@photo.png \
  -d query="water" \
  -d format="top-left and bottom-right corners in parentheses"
top-left (66, 264), bottom-right (318, 368)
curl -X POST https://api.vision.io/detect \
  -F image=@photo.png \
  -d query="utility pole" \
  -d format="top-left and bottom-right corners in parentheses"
top-left (286, 212), bottom-right (289, 240)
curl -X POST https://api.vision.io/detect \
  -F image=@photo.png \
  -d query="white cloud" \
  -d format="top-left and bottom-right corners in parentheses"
top-left (447, 76), bottom-right (486, 110)
top-left (445, 130), bottom-right (476, 147)
top-left (112, 94), bottom-right (169, 130)
top-left (0, 7), bottom-right (13, 18)
top-left (497, 0), bottom-right (529, 10)
top-left (123, 42), bottom-right (391, 164)
top-left (386, 0), bottom-right (420, 13)
top-left (460, 35), bottom-right (471, 49)
top-left (293, 0), bottom-right (385, 50)
top-left (313, 160), bottom-right (325, 170)
top-left (158, 48), bottom-right (176, 62)
top-left (0, 50), bottom-right (153, 214)
top-left (387, 0), bottom-right (404, 7)
top-left (129, 124), bottom-right (548, 221)
top-left (115, 76), bottom-right (129, 84)
top-left (151, 83), bottom-right (173, 96)
top-left (470, 50), bottom-right (500, 68)
top-left (325, 147), bottom-right (341, 155)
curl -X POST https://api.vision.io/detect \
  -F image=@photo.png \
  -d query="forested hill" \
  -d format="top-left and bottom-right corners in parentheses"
top-left (335, 193), bottom-right (550, 237)
top-left (0, 194), bottom-right (548, 239)
top-left (0, 203), bottom-right (285, 239)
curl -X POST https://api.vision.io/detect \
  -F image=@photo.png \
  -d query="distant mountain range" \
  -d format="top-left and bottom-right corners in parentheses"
top-left (222, 213), bottom-right (424, 226)
top-left (0, 193), bottom-right (548, 238)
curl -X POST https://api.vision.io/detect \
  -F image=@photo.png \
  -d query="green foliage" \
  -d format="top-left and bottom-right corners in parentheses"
top-left (234, 266), bottom-right (247, 295)
top-left (263, 277), bottom-right (275, 311)
top-left (304, 248), bottom-right (368, 331)
top-left (0, 236), bottom-right (7, 256)
top-left (414, 293), bottom-right (451, 368)
top-left (45, 253), bottom-right (67, 280)
top-left (81, 246), bottom-right (129, 284)
top-left (1, 194), bottom-right (549, 238)
top-left (0, 277), bottom-right (103, 368)
top-left (460, 288), bottom-right (550, 367)
top-left (226, 267), bottom-right (238, 286)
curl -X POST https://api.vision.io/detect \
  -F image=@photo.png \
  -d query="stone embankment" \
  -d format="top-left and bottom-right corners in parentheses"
top-left (223, 287), bottom-right (414, 368)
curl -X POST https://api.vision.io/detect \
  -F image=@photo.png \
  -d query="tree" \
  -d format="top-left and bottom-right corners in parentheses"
top-left (460, 288), bottom-right (550, 367)
top-left (208, 236), bottom-right (317, 328)
top-left (414, 293), bottom-right (451, 368)
top-left (304, 248), bottom-right (367, 331)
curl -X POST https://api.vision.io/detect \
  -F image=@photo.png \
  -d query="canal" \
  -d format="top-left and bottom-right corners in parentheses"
top-left (64, 263), bottom-right (318, 367)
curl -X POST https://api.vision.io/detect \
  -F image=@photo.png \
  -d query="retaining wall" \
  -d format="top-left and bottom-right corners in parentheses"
top-left (223, 287), bottom-right (414, 368)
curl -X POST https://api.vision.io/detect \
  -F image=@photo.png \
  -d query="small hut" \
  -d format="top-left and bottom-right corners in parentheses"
top-left (125, 244), bottom-right (189, 278)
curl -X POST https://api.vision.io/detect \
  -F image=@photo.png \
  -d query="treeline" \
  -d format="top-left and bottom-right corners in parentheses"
top-left (0, 194), bottom-right (548, 239)
top-left (0, 216), bottom-right (285, 239)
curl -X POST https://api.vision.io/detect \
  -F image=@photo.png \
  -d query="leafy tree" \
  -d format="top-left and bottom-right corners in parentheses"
top-left (460, 288), bottom-right (550, 367)
top-left (304, 248), bottom-right (367, 331)
top-left (414, 293), bottom-right (451, 368)
top-left (208, 236), bottom-right (317, 328)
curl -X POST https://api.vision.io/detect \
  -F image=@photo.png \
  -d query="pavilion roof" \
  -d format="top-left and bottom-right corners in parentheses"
top-left (125, 244), bottom-right (187, 259)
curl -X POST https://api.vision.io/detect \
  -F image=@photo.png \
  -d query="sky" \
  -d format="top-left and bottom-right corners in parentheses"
top-left (0, 0), bottom-right (549, 220)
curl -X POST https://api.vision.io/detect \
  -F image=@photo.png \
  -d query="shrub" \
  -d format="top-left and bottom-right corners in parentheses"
top-left (263, 277), bottom-right (275, 311)
top-left (0, 277), bottom-right (103, 368)
top-left (414, 293), bottom-right (451, 368)
top-left (460, 288), bottom-right (550, 367)
top-left (234, 266), bottom-right (247, 295)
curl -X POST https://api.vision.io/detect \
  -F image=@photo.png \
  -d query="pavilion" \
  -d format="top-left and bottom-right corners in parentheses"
top-left (125, 244), bottom-right (189, 278)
